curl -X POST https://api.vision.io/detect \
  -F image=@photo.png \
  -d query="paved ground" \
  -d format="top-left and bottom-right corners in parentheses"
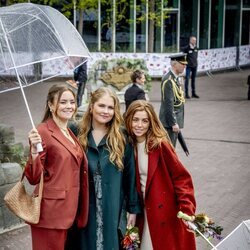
top-left (0, 68), bottom-right (250, 249)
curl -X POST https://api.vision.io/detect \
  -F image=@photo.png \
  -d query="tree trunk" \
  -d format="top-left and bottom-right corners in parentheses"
top-left (148, 0), bottom-right (155, 53)
top-left (78, 9), bottom-right (84, 36)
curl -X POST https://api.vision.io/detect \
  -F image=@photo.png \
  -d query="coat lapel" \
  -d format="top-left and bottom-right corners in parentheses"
top-left (47, 119), bottom-right (80, 164)
top-left (145, 148), bottom-right (160, 198)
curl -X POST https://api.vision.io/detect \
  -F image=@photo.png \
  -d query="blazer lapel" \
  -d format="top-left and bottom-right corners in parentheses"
top-left (47, 119), bottom-right (80, 164)
top-left (145, 149), bottom-right (160, 198)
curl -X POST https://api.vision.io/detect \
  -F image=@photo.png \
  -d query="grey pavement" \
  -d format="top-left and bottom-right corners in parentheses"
top-left (0, 68), bottom-right (250, 249)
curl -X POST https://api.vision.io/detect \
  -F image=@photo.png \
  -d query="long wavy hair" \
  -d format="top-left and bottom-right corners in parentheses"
top-left (124, 100), bottom-right (172, 152)
top-left (41, 84), bottom-right (77, 123)
top-left (78, 87), bottom-right (125, 170)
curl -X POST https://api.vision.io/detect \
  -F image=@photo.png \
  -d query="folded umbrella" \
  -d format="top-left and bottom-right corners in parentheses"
top-left (178, 131), bottom-right (190, 156)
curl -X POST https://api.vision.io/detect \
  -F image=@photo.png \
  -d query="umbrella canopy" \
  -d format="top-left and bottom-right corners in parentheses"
top-left (212, 220), bottom-right (250, 250)
top-left (0, 3), bottom-right (90, 152)
top-left (0, 3), bottom-right (90, 93)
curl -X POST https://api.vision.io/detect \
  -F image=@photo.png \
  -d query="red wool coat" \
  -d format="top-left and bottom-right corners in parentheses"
top-left (135, 141), bottom-right (196, 250)
top-left (25, 119), bottom-right (89, 229)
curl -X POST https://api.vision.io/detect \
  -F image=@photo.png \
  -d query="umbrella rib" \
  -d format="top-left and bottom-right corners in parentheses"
top-left (33, 4), bottom-right (68, 55)
top-left (7, 16), bottom-right (38, 35)
top-left (213, 222), bottom-right (244, 248)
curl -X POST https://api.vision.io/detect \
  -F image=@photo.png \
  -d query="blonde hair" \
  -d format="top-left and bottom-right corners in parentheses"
top-left (78, 87), bottom-right (125, 170)
top-left (124, 100), bottom-right (172, 152)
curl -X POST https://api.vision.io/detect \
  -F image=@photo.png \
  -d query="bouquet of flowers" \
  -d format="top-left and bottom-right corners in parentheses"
top-left (122, 225), bottom-right (140, 250)
top-left (177, 211), bottom-right (223, 240)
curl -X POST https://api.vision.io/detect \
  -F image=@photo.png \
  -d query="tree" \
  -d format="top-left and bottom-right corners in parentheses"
top-left (4, 0), bottom-right (169, 53)
top-left (137, 0), bottom-right (168, 53)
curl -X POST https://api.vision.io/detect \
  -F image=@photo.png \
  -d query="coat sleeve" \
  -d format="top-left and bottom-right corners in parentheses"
top-left (161, 79), bottom-right (177, 127)
top-left (24, 138), bottom-right (47, 185)
top-left (123, 142), bottom-right (142, 214)
top-left (161, 142), bottom-right (196, 215)
top-left (137, 89), bottom-right (146, 100)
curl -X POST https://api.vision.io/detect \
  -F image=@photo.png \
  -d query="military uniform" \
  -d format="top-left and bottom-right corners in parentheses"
top-left (159, 71), bottom-right (185, 146)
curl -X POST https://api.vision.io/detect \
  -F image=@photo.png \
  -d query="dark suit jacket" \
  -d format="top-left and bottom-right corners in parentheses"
top-left (124, 84), bottom-right (146, 110)
top-left (74, 62), bottom-right (87, 83)
top-left (159, 71), bottom-right (184, 129)
top-left (25, 118), bottom-right (89, 229)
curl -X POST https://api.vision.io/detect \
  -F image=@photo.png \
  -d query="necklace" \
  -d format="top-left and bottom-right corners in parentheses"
top-left (59, 126), bottom-right (76, 145)
top-left (59, 126), bottom-right (70, 137)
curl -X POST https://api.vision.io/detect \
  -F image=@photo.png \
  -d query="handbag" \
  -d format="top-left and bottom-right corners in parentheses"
top-left (4, 170), bottom-right (44, 224)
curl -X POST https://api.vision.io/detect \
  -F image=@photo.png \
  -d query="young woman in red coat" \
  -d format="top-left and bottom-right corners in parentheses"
top-left (124, 100), bottom-right (196, 250)
top-left (25, 84), bottom-right (88, 250)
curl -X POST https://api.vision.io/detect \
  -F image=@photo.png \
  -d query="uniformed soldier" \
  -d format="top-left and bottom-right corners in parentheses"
top-left (159, 53), bottom-right (187, 147)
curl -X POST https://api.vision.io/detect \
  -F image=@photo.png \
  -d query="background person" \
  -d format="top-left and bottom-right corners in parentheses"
top-left (25, 84), bottom-right (88, 250)
top-left (182, 36), bottom-right (199, 99)
top-left (74, 62), bottom-right (88, 107)
top-left (124, 70), bottom-right (146, 110)
top-left (124, 100), bottom-right (196, 250)
top-left (159, 53), bottom-right (187, 147)
top-left (75, 87), bottom-right (141, 250)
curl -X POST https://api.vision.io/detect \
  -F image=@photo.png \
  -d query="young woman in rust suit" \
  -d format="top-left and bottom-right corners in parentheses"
top-left (124, 100), bottom-right (196, 250)
top-left (25, 84), bottom-right (88, 250)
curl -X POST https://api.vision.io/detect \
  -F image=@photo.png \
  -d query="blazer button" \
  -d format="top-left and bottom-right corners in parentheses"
top-left (83, 170), bottom-right (87, 174)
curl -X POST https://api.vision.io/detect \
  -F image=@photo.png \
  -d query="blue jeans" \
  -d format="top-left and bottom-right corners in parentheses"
top-left (185, 66), bottom-right (197, 95)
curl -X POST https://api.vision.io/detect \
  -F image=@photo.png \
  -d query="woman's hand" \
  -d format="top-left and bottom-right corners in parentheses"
top-left (127, 213), bottom-right (136, 227)
top-left (28, 128), bottom-right (42, 155)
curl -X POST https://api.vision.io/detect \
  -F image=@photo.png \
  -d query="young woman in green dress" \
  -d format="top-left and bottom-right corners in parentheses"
top-left (73, 87), bottom-right (141, 250)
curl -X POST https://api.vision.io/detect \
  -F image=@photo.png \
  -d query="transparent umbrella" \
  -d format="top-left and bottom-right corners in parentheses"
top-left (212, 220), bottom-right (250, 250)
top-left (0, 3), bottom-right (90, 151)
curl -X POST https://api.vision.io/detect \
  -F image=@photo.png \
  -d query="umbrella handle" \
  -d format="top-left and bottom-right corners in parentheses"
top-left (36, 143), bottom-right (43, 152)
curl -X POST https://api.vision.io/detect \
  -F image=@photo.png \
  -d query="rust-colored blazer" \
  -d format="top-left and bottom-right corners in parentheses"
top-left (25, 119), bottom-right (88, 229)
top-left (135, 141), bottom-right (196, 250)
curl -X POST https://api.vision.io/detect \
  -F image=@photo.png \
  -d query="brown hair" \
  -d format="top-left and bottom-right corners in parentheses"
top-left (131, 70), bottom-right (145, 83)
top-left (124, 100), bottom-right (172, 152)
top-left (78, 87), bottom-right (125, 170)
top-left (41, 84), bottom-right (77, 122)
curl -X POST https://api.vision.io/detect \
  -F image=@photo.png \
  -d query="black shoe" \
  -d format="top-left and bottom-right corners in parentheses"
top-left (192, 93), bottom-right (199, 98)
top-left (185, 94), bottom-right (190, 99)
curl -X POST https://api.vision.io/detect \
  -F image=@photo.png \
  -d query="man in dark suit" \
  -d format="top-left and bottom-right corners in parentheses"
top-left (159, 53), bottom-right (187, 147)
top-left (124, 70), bottom-right (146, 110)
top-left (182, 36), bottom-right (199, 98)
top-left (74, 62), bottom-right (88, 107)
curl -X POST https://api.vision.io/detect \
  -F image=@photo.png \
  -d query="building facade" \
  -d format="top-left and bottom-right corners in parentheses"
top-left (81, 0), bottom-right (250, 53)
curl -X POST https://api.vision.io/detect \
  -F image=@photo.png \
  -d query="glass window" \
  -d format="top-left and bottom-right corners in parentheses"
top-left (224, 1), bottom-right (240, 47)
top-left (116, 0), bottom-right (134, 52)
top-left (164, 0), bottom-right (178, 8)
top-left (243, 0), bottom-right (250, 7)
top-left (241, 11), bottom-right (250, 45)
top-left (136, 1), bottom-right (146, 52)
top-left (210, 0), bottom-right (223, 48)
top-left (101, 1), bottom-right (112, 52)
top-left (82, 10), bottom-right (98, 52)
top-left (163, 12), bottom-right (178, 52)
top-left (180, 0), bottom-right (198, 49)
top-left (199, 0), bottom-right (209, 49)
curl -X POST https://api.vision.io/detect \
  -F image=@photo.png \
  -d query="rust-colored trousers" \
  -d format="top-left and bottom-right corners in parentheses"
top-left (31, 226), bottom-right (67, 250)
